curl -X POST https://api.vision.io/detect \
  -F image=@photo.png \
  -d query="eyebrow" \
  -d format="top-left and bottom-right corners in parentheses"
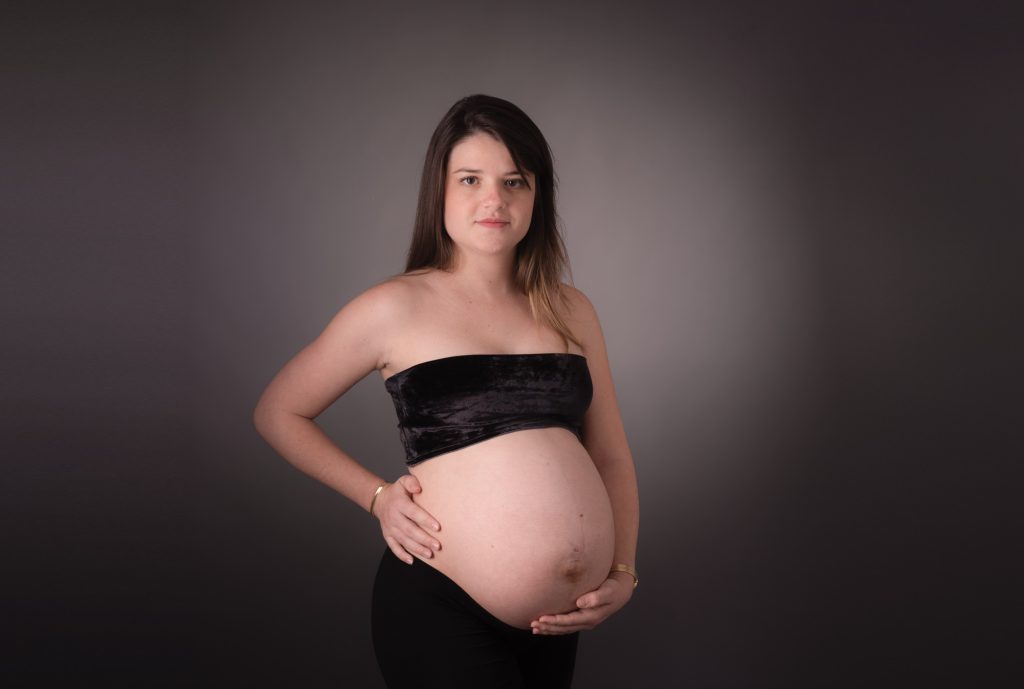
top-left (451, 168), bottom-right (529, 176)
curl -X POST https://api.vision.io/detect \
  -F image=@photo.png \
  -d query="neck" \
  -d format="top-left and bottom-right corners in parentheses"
top-left (448, 250), bottom-right (519, 299)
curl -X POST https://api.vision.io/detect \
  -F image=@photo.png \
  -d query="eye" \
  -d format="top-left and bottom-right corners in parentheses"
top-left (505, 178), bottom-right (527, 189)
top-left (459, 176), bottom-right (478, 185)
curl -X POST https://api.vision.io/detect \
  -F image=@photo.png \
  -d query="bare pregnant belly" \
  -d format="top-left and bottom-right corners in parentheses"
top-left (408, 428), bottom-right (615, 629)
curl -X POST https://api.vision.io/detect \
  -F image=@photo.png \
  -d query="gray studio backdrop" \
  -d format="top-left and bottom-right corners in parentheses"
top-left (10, 1), bottom-right (1019, 687)
top-left (191, 4), bottom-right (815, 685)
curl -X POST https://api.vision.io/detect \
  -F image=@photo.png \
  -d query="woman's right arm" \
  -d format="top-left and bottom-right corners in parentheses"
top-left (251, 281), bottom-right (441, 563)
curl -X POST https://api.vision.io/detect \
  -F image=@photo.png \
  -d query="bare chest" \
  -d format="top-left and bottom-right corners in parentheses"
top-left (380, 298), bottom-right (569, 379)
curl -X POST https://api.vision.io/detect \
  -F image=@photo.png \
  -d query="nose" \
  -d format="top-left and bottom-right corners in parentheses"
top-left (482, 180), bottom-right (508, 208)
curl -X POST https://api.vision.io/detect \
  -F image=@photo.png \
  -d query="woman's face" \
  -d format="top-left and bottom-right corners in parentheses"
top-left (443, 132), bottom-right (536, 262)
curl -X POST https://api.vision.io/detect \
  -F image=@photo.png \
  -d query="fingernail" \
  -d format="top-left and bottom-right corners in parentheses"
top-left (432, 523), bottom-right (440, 531)
top-left (433, 542), bottom-right (441, 550)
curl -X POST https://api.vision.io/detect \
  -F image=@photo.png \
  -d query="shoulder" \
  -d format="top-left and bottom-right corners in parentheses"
top-left (556, 282), bottom-right (606, 353)
top-left (336, 270), bottom-right (434, 325)
top-left (317, 273), bottom-right (430, 356)
top-left (557, 282), bottom-right (599, 325)
top-left (314, 271), bottom-right (436, 372)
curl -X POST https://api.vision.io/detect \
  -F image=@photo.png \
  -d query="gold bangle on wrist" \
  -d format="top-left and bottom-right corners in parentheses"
top-left (610, 563), bottom-right (639, 589)
top-left (368, 482), bottom-right (388, 517)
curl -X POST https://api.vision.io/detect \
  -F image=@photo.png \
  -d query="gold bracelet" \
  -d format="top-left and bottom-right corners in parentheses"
top-left (368, 482), bottom-right (389, 517)
top-left (609, 563), bottom-right (639, 589)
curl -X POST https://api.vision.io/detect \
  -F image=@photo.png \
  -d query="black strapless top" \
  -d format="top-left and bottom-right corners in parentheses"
top-left (384, 353), bottom-right (593, 466)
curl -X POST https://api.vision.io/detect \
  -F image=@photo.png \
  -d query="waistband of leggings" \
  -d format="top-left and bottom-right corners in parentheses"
top-left (382, 548), bottom-right (534, 636)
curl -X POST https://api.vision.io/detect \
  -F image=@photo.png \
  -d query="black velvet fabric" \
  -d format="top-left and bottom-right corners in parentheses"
top-left (384, 353), bottom-right (593, 466)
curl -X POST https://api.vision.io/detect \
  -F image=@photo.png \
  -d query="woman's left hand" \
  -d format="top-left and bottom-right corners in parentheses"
top-left (530, 572), bottom-right (635, 635)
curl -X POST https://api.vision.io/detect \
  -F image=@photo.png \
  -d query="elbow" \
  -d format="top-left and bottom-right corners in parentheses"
top-left (252, 404), bottom-right (267, 437)
top-left (253, 400), bottom-right (306, 438)
top-left (252, 398), bottom-right (276, 437)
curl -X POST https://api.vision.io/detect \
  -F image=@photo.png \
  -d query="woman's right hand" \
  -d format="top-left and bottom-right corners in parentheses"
top-left (373, 474), bottom-right (442, 565)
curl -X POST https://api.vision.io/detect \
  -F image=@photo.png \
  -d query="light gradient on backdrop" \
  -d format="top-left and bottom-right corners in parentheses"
top-left (8, 1), bottom-right (1020, 687)
top-left (186, 2), bottom-right (818, 686)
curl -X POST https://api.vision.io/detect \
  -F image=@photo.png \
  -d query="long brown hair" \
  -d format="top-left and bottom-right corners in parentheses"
top-left (406, 94), bottom-right (579, 348)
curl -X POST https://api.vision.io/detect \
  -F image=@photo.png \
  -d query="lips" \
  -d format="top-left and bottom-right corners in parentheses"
top-left (476, 218), bottom-right (510, 227)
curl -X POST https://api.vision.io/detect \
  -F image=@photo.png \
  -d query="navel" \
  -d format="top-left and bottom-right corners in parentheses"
top-left (560, 560), bottom-right (585, 584)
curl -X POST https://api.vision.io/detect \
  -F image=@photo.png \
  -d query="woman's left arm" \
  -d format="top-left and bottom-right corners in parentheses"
top-left (531, 285), bottom-right (639, 635)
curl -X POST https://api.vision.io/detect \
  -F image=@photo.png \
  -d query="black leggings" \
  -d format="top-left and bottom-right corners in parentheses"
top-left (371, 549), bottom-right (579, 689)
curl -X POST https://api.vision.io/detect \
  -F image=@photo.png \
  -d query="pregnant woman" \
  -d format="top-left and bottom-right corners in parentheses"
top-left (253, 94), bottom-right (639, 689)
